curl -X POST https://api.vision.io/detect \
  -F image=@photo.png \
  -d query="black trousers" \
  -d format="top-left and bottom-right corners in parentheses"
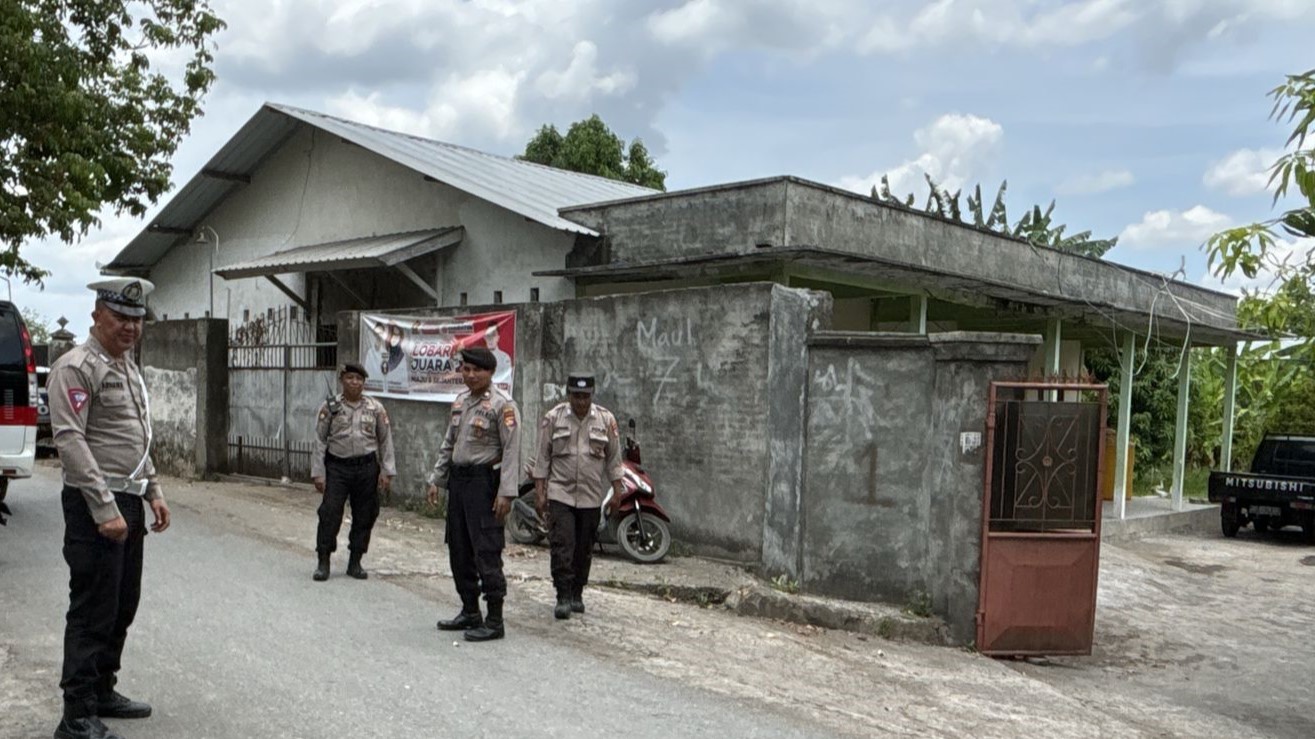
top-left (548, 501), bottom-right (601, 599)
top-left (60, 487), bottom-right (146, 716)
top-left (446, 465), bottom-right (506, 605)
top-left (316, 453), bottom-right (380, 555)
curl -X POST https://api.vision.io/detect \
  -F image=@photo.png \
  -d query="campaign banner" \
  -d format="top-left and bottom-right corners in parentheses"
top-left (359, 311), bottom-right (515, 402)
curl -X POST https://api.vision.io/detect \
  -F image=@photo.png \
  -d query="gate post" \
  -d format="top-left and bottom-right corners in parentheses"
top-left (283, 344), bottom-right (292, 480)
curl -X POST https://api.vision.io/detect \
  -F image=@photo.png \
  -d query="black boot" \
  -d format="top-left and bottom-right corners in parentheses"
top-left (437, 596), bottom-right (482, 631)
top-left (554, 594), bottom-right (572, 620)
top-left (465, 599), bottom-right (505, 641)
top-left (570, 586), bottom-right (585, 614)
top-left (312, 552), bottom-right (330, 581)
top-left (97, 690), bottom-right (152, 719)
top-left (55, 704), bottom-right (122, 739)
top-left (347, 551), bottom-right (367, 580)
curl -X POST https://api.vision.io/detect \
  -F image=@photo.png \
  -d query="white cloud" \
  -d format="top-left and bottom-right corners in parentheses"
top-left (10, 209), bottom-right (146, 340)
top-left (535, 41), bottom-right (636, 100)
top-left (1057, 169), bottom-right (1135, 195)
top-left (1118, 205), bottom-right (1231, 249)
top-left (327, 68), bottom-right (525, 141)
top-left (836, 113), bottom-right (1004, 197)
top-left (1203, 148), bottom-right (1282, 197)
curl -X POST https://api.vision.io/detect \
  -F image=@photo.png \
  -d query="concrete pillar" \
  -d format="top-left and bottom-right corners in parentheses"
top-left (908, 295), bottom-right (928, 334)
top-left (1220, 344), bottom-right (1239, 472)
top-left (1170, 345), bottom-right (1192, 511)
top-left (1112, 332), bottom-right (1136, 521)
top-left (1043, 318), bottom-right (1061, 401)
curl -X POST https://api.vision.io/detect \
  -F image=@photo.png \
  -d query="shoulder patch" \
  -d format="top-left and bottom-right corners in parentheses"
top-left (502, 406), bottom-right (517, 429)
top-left (68, 388), bottom-right (90, 414)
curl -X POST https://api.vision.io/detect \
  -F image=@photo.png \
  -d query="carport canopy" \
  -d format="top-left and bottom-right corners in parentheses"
top-left (214, 227), bottom-right (463, 305)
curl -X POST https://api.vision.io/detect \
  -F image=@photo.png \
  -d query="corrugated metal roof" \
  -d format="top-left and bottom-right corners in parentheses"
top-left (105, 103), bottom-right (658, 270)
top-left (215, 228), bottom-right (462, 279)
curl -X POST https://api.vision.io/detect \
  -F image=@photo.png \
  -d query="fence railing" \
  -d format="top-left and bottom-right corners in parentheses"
top-left (229, 343), bottom-right (338, 370)
top-left (227, 436), bottom-right (317, 482)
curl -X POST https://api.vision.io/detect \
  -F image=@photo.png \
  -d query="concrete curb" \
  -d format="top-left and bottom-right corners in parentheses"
top-left (1102, 504), bottom-right (1219, 543)
top-left (723, 584), bottom-right (951, 646)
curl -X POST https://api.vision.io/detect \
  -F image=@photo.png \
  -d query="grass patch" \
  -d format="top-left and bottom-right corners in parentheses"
top-left (1130, 463), bottom-right (1211, 499)
top-left (768, 574), bottom-right (800, 594)
top-left (386, 495), bottom-right (444, 519)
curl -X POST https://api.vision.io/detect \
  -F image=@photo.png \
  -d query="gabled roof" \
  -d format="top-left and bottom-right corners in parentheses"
top-left (105, 103), bottom-right (658, 270)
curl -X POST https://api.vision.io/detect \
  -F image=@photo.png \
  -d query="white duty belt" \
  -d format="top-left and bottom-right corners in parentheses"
top-left (106, 366), bottom-right (154, 497)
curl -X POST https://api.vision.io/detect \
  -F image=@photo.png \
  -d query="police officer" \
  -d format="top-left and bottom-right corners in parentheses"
top-left (48, 278), bottom-right (170, 739)
top-left (532, 375), bottom-right (623, 619)
top-left (311, 362), bottom-right (396, 581)
top-left (426, 347), bottom-right (520, 642)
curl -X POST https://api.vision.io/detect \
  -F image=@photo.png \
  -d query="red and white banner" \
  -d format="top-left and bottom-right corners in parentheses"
top-left (359, 311), bottom-right (515, 402)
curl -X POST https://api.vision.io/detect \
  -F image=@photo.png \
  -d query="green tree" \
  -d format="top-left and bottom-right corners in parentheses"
top-left (519, 114), bottom-right (667, 190)
top-left (20, 307), bottom-right (51, 344)
top-left (1, 0), bottom-right (226, 286)
top-left (872, 175), bottom-right (1118, 257)
top-left (1207, 69), bottom-right (1315, 350)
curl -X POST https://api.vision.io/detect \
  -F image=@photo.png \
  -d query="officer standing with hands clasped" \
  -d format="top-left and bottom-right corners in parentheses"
top-left (311, 362), bottom-right (396, 581)
top-left (533, 375), bottom-right (623, 620)
top-left (427, 347), bottom-right (520, 642)
top-left (48, 278), bottom-right (170, 739)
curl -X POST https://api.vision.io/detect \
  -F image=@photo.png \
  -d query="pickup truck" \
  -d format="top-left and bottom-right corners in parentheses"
top-left (1208, 434), bottom-right (1315, 543)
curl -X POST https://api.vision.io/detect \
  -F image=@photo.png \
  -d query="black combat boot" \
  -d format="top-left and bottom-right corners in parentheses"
top-left (346, 551), bottom-right (368, 580)
top-left (312, 552), bottom-right (330, 581)
top-left (97, 690), bottom-right (152, 719)
top-left (437, 595), bottom-right (482, 631)
top-left (554, 593), bottom-right (572, 620)
top-left (465, 599), bottom-right (505, 641)
top-left (55, 703), bottom-right (123, 739)
top-left (570, 586), bottom-right (585, 614)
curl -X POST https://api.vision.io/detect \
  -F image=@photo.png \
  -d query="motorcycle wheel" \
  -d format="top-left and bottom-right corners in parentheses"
top-left (617, 513), bottom-right (670, 564)
top-left (507, 504), bottom-right (545, 545)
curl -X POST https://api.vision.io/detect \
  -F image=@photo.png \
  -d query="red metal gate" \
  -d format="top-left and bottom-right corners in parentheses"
top-left (977, 380), bottom-right (1108, 656)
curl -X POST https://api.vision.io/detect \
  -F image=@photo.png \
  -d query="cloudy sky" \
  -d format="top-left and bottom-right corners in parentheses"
top-left (13, 0), bottom-right (1315, 339)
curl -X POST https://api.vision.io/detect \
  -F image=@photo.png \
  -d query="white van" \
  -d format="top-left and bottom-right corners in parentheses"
top-left (0, 301), bottom-right (38, 502)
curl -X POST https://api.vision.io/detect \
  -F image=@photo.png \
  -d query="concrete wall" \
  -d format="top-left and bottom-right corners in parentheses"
top-left (139, 319), bottom-right (229, 478)
top-left (799, 331), bottom-right (1038, 643)
top-left (147, 126), bottom-right (576, 327)
top-left (337, 283), bottom-right (830, 562)
top-left (562, 177), bottom-right (1240, 338)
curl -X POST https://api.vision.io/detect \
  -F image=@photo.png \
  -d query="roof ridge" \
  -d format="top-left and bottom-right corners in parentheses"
top-left (266, 102), bottom-right (657, 193)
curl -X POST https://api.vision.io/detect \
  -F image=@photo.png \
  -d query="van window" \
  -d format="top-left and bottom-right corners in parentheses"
top-left (0, 310), bottom-right (25, 368)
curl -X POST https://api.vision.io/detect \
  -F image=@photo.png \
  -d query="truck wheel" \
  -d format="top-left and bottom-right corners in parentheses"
top-left (1302, 514), bottom-right (1315, 545)
top-left (1221, 506), bottom-right (1240, 538)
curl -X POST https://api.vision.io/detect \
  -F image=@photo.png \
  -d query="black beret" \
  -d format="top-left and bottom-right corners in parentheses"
top-left (460, 347), bottom-right (497, 371)
top-left (341, 362), bottom-right (369, 379)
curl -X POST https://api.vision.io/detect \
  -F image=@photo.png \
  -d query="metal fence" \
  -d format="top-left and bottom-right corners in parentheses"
top-left (227, 340), bottom-right (338, 481)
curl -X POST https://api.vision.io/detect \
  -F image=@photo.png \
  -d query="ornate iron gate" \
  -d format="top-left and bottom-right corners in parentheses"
top-left (977, 380), bottom-right (1108, 656)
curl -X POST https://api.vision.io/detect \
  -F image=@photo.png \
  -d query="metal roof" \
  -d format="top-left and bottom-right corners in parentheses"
top-left (105, 103), bottom-right (658, 270)
top-left (214, 228), bottom-right (463, 279)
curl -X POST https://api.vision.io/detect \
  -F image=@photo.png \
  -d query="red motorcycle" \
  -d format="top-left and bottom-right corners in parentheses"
top-left (508, 419), bottom-right (671, 563)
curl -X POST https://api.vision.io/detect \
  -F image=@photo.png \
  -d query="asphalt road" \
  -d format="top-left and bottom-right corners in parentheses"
top-left (0, 469), bottom-right (819, 739)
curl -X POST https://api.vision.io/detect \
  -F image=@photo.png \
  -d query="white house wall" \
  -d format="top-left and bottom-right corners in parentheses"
top-left (147, 126), bottom-right (577, 325)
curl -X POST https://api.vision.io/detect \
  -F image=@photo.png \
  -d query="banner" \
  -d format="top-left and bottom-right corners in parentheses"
top-left (359, 311), bottom-right (515, 402)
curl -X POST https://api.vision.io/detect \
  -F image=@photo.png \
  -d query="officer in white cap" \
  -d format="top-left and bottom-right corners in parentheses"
top-left (47, 277), bottom-right (168, 739)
